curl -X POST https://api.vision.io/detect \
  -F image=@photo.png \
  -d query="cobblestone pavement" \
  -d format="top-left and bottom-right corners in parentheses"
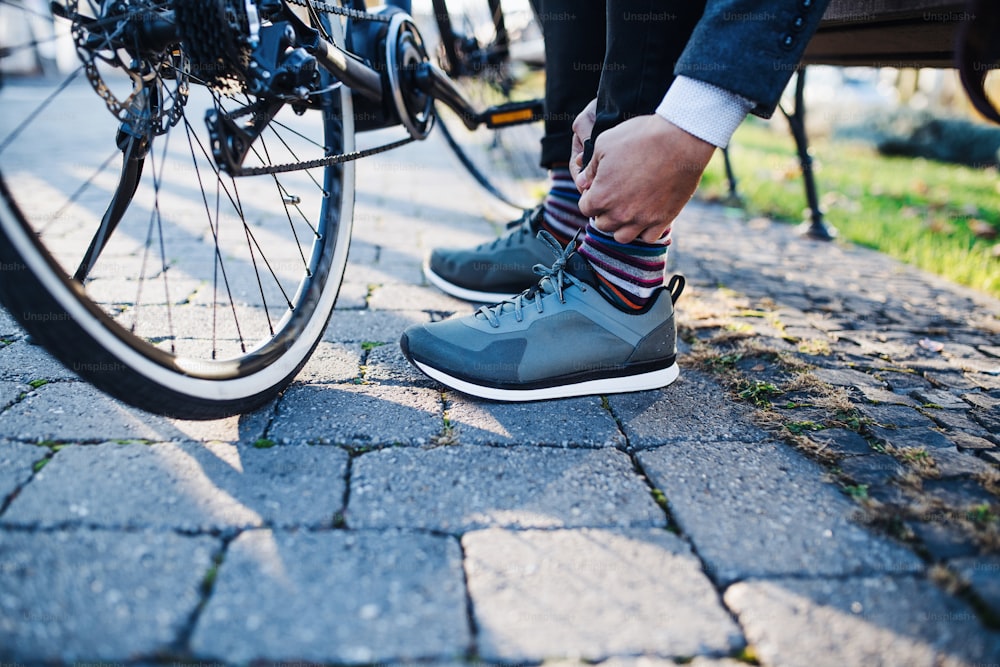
top-left (2, 102), bottom-right (1000, 664)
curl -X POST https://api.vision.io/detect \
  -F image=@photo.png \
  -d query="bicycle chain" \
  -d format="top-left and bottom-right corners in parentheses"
top-left (284, 0), bottom-right (392, 23)
top-left (238, 135), bottom-right (414, 176)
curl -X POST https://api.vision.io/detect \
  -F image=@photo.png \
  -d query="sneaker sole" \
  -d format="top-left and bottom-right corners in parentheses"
top-left (423, 259), bottom-right (520, 303)
top-left (410, 357), bottom-right (680, 402)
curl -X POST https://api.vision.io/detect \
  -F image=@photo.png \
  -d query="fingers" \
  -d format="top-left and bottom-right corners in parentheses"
top-left (569, 99), bottom-right (598, 189)
top-left (576, 150), bottom-right (598, 192)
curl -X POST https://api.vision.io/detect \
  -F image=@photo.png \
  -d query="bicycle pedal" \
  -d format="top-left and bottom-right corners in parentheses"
top-left (480, 100), bottom-right (543, 129)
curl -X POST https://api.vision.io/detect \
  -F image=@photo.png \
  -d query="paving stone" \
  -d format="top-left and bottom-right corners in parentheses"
top-left (369, 283), bottom-right (469, 313)
top-left (0, 307), bottom-right (20, 336)
top-left (0, 380), bottom-right (27, 412)
top-left (446, 395), bottom-right (624, 447)
top-left (322, 309), bottom-right (429, 343)
top-left (812, 367), bottom-right (883, 388)
top-left (924, 371), bottom-right (985, 392)
top-left (969, 372), bottom-right (1000, 391)
top-left (926, 409), bottom-right (994, 440)
top-left (855, 384), bottom-right (922, 406)
top-left (359, 260), bottom-right (427, 288)
top-left (334, 280), bottom-right (371, 310)
top-left (949, 355), bottom-right (1000, 375)
top-left (0, 381), bottom-right (200, 442)
top-left (909, 521), bottom-right (982, 561)
top-left (294, 341), bottom-right (363, 383)
top-left (638, 441), bottom-right (923, 585)
top-left (2, 441), bottom-right (347, 531)
top-left (0, 529), bottom-right (217, 663)
top-left (350, 446), bottom-right (663, 531)
top-left (859, 404), bottom-right (939, 430)
top-left (463, 528), bottom-right (744, 663)
top-left (164, 402), bottom-right (275, 445)
top-left (970, 407), bottom-right (1000, 435)
top-left (867, 426), bottom-right (956, 451)
top-left (961, 390), bottom-right (1000, 408)
top-left (268, 383), bottom-right (442, 446)
top-left (930, 449), bottom-right (996, 478)
top-left (881, 371), bottom-right (934, 393)
top-left (562, 659), bottom-right (747, 667)
top-left (0, 440), bottom-right (44, 501)
top-left (948, 431), bottom-right (998, 452)
top-left (190, 529), bottom-right (469, 664)
top-left (607, 369), bottom-right (765, 448)
top-left (808, 428), bottom-right (874, 457)
top-left (911, 389), bottom-right (974, 409)
top-left (725, 576), bottom-right (1000, 667)
top-left (839, 454), bottom-right (905, 487)
top-left (921, 479), bottom-right (998, 511)
top-left (0, 339), bottom-right (80, 381)
top-left (365, 342), bottom-right (437, 388)
top-left (949, 556), bottom-right (1000, 619)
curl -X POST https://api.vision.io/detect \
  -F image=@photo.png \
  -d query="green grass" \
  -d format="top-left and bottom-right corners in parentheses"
top-left (700, 118), bottom-right (1000, 298)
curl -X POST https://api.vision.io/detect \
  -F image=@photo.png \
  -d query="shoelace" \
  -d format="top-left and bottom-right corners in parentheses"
top-left (476, 230), bottom-right (587, 329)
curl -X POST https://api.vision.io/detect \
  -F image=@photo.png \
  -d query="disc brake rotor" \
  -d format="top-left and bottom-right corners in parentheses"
top-left (68, 0), bottom-right (190, 136)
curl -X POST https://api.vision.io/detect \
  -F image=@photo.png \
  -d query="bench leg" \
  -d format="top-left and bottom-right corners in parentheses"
top-left (720, 146), bottom-right (742, 206)
top-left (782, 68), bottom-right (836, 241)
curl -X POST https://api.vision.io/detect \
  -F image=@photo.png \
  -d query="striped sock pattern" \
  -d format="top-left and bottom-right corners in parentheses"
top-left (540, 167), bottom-right (589, 245)
top-left (578, 223), bottom-right (668, 310)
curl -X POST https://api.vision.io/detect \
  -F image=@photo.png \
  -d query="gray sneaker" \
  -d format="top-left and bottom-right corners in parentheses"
top-left (424, 207), bottom-right (555, 302)
top-left (402, 232), bottom-right (684, 401)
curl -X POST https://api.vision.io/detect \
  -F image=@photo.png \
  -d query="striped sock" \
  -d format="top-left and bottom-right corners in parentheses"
top-left (578, 223), bottom-right (670, 310)
top-left (538, 166), bottom-right (589, 245)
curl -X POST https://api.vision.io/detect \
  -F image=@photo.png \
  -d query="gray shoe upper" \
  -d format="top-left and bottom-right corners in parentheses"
top-left (426, 208), bottom-right (555, 300)
top-left (405, 233), bottom-right (679, 391)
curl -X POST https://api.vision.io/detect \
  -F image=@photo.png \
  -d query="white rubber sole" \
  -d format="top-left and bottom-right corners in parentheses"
top-left (423, 259), bottom-right (519, 304)
top-left (411, 358), bottom-right (680, 402)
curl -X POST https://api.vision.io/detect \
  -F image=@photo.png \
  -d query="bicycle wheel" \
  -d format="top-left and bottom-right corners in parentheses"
top-left (0, 1), bottom-right (356, 419)
top-left (422, 0), bottom-right (546, 209)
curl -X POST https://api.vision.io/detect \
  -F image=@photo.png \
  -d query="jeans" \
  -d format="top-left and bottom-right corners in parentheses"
top-left (531, 0), bottom-right (707, 166)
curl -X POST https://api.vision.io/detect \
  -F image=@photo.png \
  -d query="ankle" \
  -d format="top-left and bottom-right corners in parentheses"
top-left (540, 167), bottom-right (588, 246)
top-left (578, 224), bottom-right (667, 311)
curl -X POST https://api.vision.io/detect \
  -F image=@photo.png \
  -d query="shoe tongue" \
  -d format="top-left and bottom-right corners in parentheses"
top-left (565, 251), bottom-right (600, 288)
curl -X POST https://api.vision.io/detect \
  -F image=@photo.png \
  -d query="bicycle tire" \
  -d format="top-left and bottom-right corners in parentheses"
top-left (0, 2), bottom-right (356, 419)
top-left (424, 0), bottom-right (545, 210)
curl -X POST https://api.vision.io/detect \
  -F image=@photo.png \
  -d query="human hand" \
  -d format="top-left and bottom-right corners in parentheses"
top-left (569, 98), bottom-right (598, 186)
top-left (573, 114), bottom-right (716, 244)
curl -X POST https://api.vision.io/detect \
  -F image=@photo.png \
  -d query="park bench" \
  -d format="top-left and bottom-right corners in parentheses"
top-left (749, 0), bottom-right (999, 239)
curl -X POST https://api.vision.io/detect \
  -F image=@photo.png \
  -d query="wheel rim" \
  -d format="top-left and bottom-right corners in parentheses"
top-left (0, 2), bottom-right (354, 396)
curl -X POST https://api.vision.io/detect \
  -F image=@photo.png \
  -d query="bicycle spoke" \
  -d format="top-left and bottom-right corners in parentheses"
top-left (0, 67), bottom-right (84, 155)
top-left (0, 0), bottom-right (355, 416)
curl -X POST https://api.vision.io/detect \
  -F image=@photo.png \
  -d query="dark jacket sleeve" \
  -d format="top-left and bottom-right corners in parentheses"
top-left (675, 0), bottom-right (832, 117)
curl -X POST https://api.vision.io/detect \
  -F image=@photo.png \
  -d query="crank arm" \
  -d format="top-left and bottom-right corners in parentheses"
top-left (411, 61), bottom-right (543, 130)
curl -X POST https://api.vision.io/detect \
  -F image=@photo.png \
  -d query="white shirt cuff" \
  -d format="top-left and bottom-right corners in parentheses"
top-left (655, 76), bottom-right (755, 149)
